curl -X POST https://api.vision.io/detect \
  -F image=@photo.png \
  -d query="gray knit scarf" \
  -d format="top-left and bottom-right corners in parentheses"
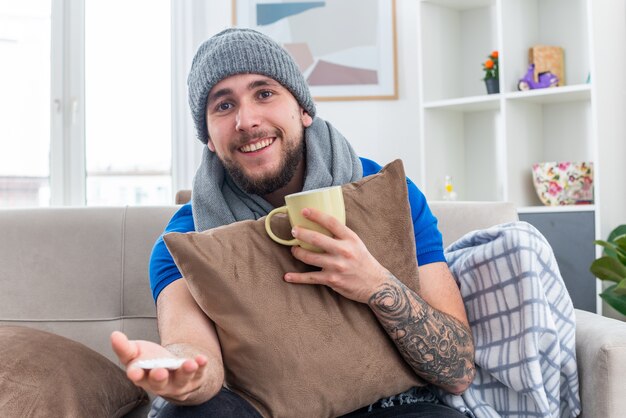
top-left (191, 117), bottom-right (363, 232)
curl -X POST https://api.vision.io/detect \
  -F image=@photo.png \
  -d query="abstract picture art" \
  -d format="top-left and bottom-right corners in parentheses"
top-left (233, 0), bottom-right (397, 101)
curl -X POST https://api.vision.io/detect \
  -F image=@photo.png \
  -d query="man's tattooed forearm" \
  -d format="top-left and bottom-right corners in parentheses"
top-left (368, 283), bottom-right (413, 322)
top-left (368, 273), bottom-right (475, 392)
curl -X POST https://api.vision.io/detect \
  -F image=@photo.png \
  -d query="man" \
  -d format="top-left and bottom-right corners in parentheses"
top-left (111, 28), bottom-right (475, 417)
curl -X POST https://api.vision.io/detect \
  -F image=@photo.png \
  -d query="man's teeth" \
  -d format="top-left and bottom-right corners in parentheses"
top-left (240, 138), bottom-right (274, 153)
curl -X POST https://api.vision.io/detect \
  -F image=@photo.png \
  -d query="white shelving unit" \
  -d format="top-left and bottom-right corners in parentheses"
top-left (417, 0), bottom-right (601, 312)
top-left (417, 0), bottom-right (597, 207)
top-left (517, 204), bottom-right (596, 214)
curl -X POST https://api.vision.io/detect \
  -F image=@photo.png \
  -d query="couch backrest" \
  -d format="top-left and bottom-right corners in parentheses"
top-left (0, 201), bottom-right (517, 363)
top-left (429, 201), bottom-right (518, 247)
top-left (173, 191), bottom-right (520, 246)
top-left (0, 206), bottom-right (178, 363)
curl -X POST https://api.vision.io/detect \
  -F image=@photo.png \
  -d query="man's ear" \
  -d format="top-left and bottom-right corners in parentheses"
top-left (301, 110), bottom-right (313, 127)
top-left (207, 139), bottom-right (215, 152)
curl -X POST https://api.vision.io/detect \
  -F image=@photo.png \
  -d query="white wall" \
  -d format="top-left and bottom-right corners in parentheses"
top-left (589, 0), bottom-right (626, 319)
top-left (591, 0), bottom-right (626, 239)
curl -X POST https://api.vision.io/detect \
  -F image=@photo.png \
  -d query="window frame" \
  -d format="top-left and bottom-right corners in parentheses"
top-left (50, 0), bottom-right (86, 206)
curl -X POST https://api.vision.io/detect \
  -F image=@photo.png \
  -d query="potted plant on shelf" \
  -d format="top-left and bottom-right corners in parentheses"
top-left (482, 50), bottom-right (499, 94)
top-left (590, 224), bottom-right (626, 316)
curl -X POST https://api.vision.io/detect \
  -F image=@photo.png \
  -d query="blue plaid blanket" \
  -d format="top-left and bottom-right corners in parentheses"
top-left (434, 221), bottom-right (581, 418)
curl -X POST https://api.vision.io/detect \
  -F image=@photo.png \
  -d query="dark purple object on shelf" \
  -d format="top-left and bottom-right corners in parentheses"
top-left (518, 63), bottom-right (559, 91)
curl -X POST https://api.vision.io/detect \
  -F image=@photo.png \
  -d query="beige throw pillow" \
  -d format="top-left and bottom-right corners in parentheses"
top-left (0, 326), bottom-right (148, 418)
top-left (164, 159), bottom-right (424, 418)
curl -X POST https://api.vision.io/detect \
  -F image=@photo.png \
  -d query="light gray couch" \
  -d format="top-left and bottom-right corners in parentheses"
top-left (1, 202), bottom-right (625, 417)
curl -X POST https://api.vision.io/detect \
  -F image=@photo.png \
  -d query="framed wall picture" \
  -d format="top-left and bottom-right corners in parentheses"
top-left (232, 0), bottom-right (398, 101)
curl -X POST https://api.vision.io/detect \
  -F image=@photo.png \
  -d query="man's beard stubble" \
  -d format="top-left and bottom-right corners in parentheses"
top-left (220, 129), bottom-right (305, 196)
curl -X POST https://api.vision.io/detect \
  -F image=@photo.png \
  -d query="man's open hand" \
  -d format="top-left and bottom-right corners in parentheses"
top-left (110, 331), bottom-right (209, 403)
top-left (284, 207), bottom-right (389, 303)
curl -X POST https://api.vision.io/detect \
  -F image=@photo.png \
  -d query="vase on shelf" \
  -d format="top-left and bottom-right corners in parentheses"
top-left (485, 78), bottom-right (499, 94)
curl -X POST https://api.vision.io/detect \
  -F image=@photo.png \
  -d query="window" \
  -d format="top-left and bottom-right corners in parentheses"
top-left (0, 0), bottom-right (52, 207)
top-left (85, 0), bottom-right (171, 206)
top-left (0, 0), bottom-right (172, 208)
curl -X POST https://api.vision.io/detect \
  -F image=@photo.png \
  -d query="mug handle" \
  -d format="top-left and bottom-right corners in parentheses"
top-left (265, 206), bottom-right (298, 246)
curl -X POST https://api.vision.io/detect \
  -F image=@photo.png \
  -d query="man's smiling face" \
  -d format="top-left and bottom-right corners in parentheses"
top-left (205, 74), bottom-right (313, 196)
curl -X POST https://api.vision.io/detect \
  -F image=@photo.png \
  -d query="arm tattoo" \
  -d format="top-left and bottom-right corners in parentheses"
top-left (368, 273), bottom-right (475, 392)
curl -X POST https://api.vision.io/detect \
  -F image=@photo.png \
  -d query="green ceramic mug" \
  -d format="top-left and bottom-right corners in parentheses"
top-left (264, 186), bottom-right (345, 252)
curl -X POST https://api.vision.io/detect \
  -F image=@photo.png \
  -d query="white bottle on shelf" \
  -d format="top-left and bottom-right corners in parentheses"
top-left (442, 175), bottom-right (457, 201)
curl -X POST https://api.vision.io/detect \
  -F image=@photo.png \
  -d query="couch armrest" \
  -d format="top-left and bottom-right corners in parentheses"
top-left (575, 308), bottom-right (626, 418)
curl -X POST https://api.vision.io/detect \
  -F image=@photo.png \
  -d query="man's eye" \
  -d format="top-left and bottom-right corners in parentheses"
top-left (259, 90), bottom-right (273, 99)
top-left (217, 102), bottom-right (233, 111)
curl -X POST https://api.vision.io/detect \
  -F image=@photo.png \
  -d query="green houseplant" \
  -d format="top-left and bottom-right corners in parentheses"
top-left (590, 224), bottom-right (626, 315)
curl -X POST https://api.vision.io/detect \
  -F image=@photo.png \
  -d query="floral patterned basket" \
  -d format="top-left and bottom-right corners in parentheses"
top-left (531, 162), bottom-right (594, 206)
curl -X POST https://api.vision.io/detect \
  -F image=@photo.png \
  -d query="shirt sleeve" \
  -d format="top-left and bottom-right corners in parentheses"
top-left (149, 203), bottom-right (195, 302)
top-left (359, 157), bottom-right (446, 266)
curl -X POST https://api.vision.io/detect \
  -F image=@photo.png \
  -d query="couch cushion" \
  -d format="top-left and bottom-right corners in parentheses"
top-left (163, 160), bottom-right (424, 418)
top-left (0, 326), bottom-right (148, 417)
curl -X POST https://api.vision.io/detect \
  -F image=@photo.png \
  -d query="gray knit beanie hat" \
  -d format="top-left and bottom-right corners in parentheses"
top-left (187, 28), bottom-right (316, 144)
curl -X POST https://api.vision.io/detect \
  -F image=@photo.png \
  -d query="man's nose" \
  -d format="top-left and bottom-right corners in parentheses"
top-left (235, 103), bottom-right (261, 132)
